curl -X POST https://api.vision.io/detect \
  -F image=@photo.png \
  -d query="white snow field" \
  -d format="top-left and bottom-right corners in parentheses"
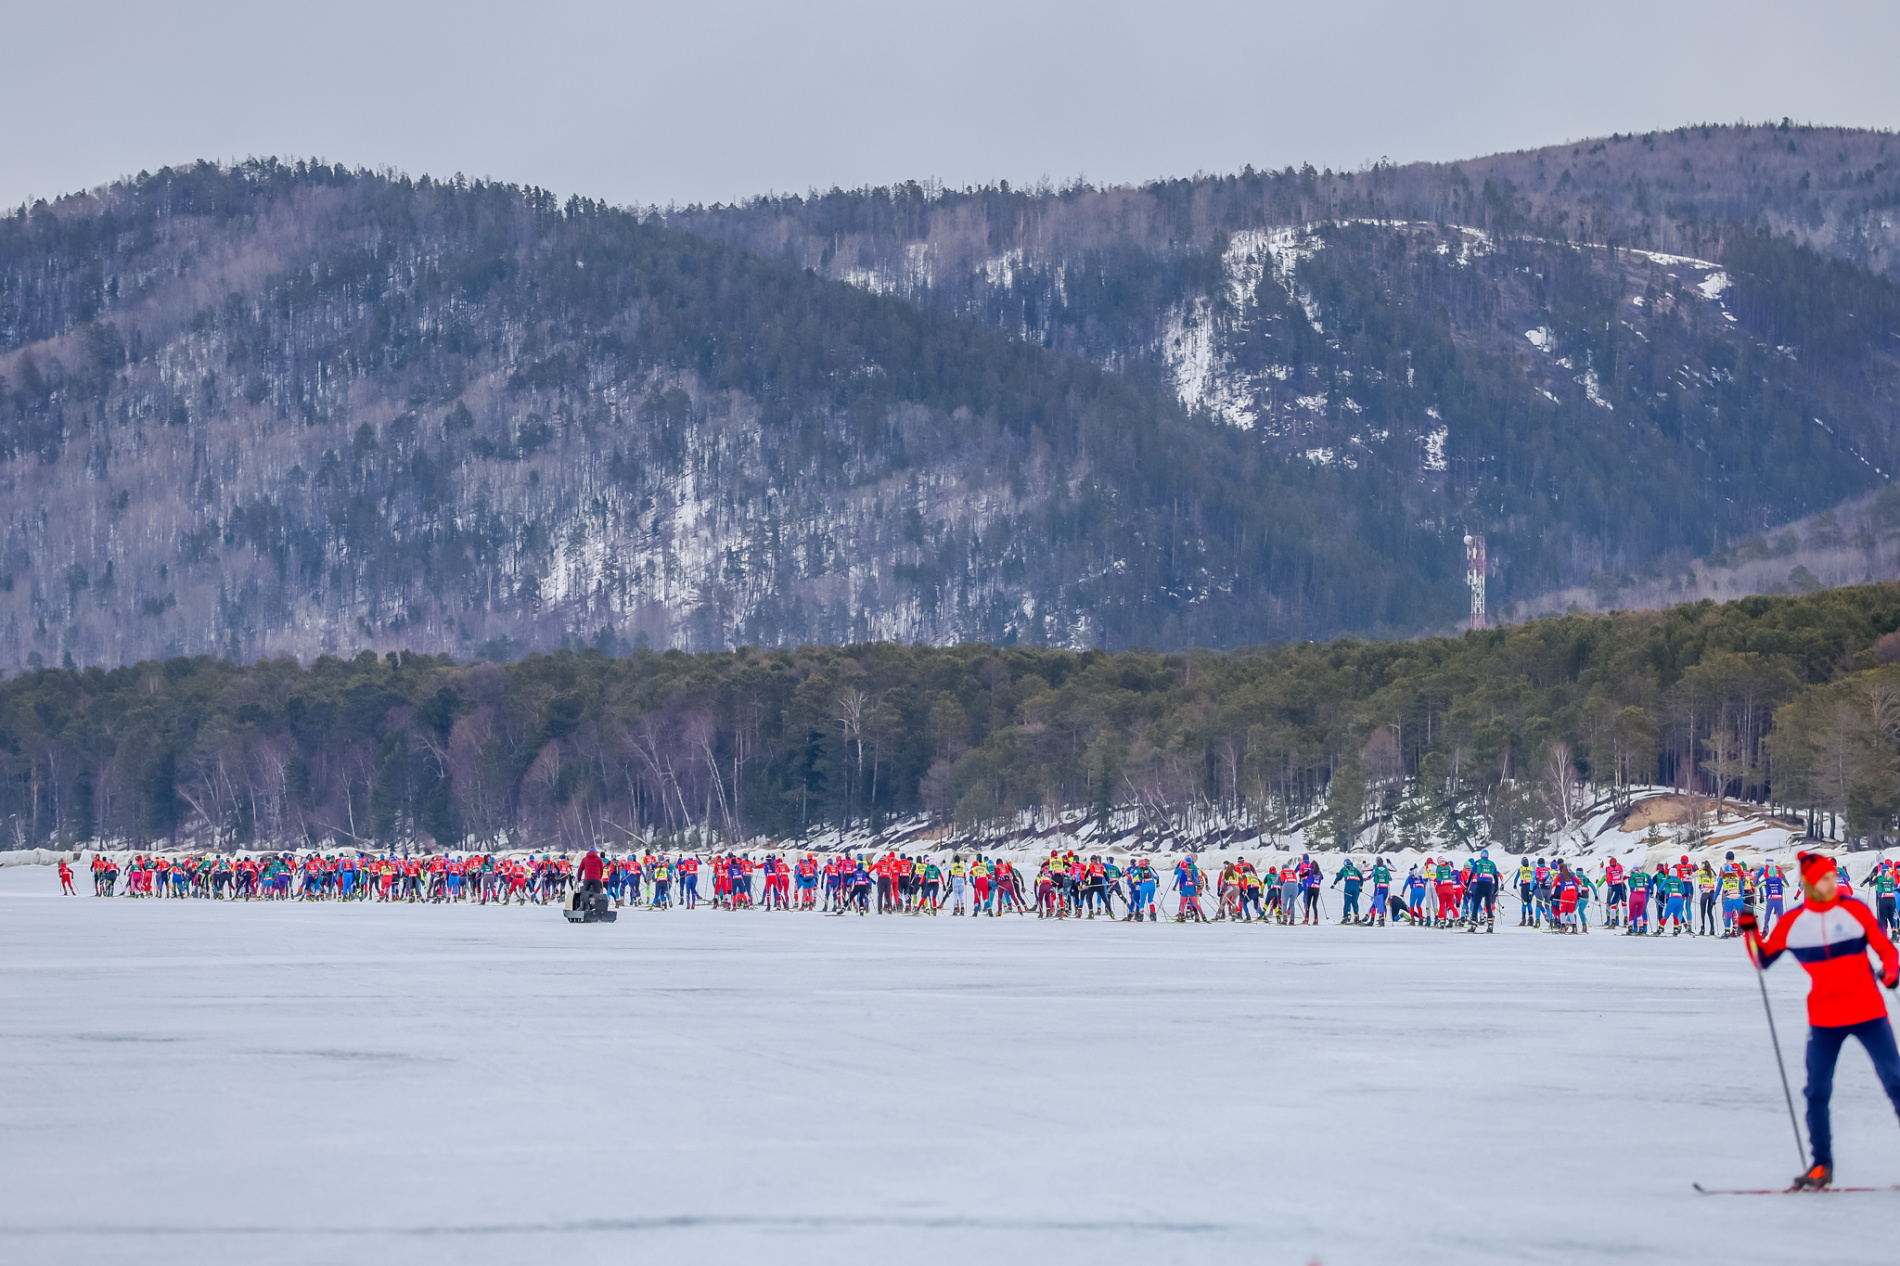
top-left (4, 865), bottom-right (1899, 1266)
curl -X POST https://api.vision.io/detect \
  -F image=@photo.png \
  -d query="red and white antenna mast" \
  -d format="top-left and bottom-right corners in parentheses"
top-left (1464, 534), bottom-right (1487, 631)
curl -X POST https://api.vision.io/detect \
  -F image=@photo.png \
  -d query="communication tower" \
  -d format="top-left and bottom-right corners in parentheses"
top-left (1463, 534), bottom-right (1487, 631)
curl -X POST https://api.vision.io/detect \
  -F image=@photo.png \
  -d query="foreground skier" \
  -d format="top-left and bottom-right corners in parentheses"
top-left (1740, 851), bottom-right (1900, 1190)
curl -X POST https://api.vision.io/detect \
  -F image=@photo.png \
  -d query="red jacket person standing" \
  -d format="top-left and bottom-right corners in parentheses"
top-left (578, 847), bottom-right (604, 896)
top-left (1742, 851), bottom-right (1900, 1189)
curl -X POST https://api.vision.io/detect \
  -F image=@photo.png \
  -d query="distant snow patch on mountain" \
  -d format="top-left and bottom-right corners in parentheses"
top-left (1581, 368), bottom-right (1614, 410)
top-left (982, 248), bottom-right (1023, 289)
top-left (1157, 226), bottom-right (1337, 430)
top-left (1632, 249), bottom-right (1722, 270)
top-left (1162, 298), bottom-right (1257, 428)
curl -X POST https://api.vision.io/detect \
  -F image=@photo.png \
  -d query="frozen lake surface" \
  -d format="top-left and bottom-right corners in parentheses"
top-left (3, 864), bottom-right (1898, 1265)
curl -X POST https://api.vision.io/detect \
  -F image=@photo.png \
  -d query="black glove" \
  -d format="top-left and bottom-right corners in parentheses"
top-left (1736, 911), bottom-right (1758, 935)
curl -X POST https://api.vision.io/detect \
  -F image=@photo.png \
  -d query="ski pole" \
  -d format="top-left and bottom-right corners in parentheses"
top-left (1747, 934), bottom-right (1809, 1173)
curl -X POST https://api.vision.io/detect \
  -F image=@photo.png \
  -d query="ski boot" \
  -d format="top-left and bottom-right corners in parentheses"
top-left (1790, 1163), bottom-right (1832, 1190)
top-left (1486, 918), bottom-right (1495, 933)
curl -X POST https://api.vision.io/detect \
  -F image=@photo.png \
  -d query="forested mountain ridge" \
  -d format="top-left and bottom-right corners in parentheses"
top-left (669, 123), bottom-right (1900, 604)
top-left (0, 161), bottom-right (1445, 670)
top-left (669, 123), bottom-right (1900, 302)
top-left (2, 132), bottom-right (1899, 671)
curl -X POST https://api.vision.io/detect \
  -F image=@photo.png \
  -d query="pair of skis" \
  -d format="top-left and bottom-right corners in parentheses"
top-left (1693, 1182), bottom-right (1899, 1196)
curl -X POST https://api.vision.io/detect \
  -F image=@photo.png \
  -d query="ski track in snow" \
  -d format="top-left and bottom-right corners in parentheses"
top-left (3, 866), bottom-right (1897, 1266)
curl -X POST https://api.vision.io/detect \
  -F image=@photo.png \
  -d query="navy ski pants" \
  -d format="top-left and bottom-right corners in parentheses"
top-left (1805, 1016), bottom-right (1900, 1167)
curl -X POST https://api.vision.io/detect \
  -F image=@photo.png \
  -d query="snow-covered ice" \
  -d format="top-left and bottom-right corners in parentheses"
top-left (3, 864), bottom-right (1899, 1265)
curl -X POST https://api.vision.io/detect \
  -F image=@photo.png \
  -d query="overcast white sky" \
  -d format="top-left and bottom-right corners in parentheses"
top-left (7, 0), bottom-right (1898, 211)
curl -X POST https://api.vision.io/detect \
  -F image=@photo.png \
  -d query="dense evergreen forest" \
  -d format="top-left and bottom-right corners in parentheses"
top-left (1, 135), bottom-right (1897, 669)
top-left (8, 583), bottom-right (1900, 855)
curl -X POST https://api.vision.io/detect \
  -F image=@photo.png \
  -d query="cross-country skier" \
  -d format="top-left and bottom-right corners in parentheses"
top-left (1332, 858), bottom-right (1364, 923)
top-left (1277, 863), bottom-right (1299, 924)
top-left (1551, 861), bottom-right (1582, 933)
top-left (1403, 865), bottom-right (1427, 924)
top-left (1135, 858), bottom-right (1159, 922)
top-left (1083, 855), bottom-right (1108, 918)
top-left (1702, 859), bottom-right (1732, 935)
top-left (1866, 860), bottom-right (1898, 937)
top-left (1626, 863), bottom-right (1651, 935)
top-left (1173, 857), bottom-right (1205, 922)
top-left (1740, 851), bottom-right (1900, 1190)
top-left (1532, 858), bottom-right (1553, 928)
top-left (1720, 851), bottom-right (1746, 936)
top-left (1660, 864), bottom-right (1690, 936)
top-left (1468, 849), bottom-right (1499, 933)
top-left (1290, 854), bottom-right (1315, 923)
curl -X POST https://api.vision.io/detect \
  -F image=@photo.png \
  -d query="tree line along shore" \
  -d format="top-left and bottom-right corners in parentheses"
top-left (2, 583), bottom-right (1900, 857)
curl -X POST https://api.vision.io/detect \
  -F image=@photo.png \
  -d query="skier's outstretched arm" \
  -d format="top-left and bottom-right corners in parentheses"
top-left (1739, 909), bottom-right (1789, 970)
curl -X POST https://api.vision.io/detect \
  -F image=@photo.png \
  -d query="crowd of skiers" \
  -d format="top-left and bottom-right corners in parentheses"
top-left (59, 847), bottom-right (1900, 936)
top-left (49, 841), bottom-right (1900, 1198)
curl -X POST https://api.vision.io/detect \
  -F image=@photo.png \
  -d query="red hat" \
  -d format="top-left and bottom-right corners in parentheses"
top-left (1797, 852), bottom-right (1836, 884)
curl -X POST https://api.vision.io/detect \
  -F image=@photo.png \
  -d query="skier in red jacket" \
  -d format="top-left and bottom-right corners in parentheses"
top-left (1741, 851), bottom-right (1900, 1189)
